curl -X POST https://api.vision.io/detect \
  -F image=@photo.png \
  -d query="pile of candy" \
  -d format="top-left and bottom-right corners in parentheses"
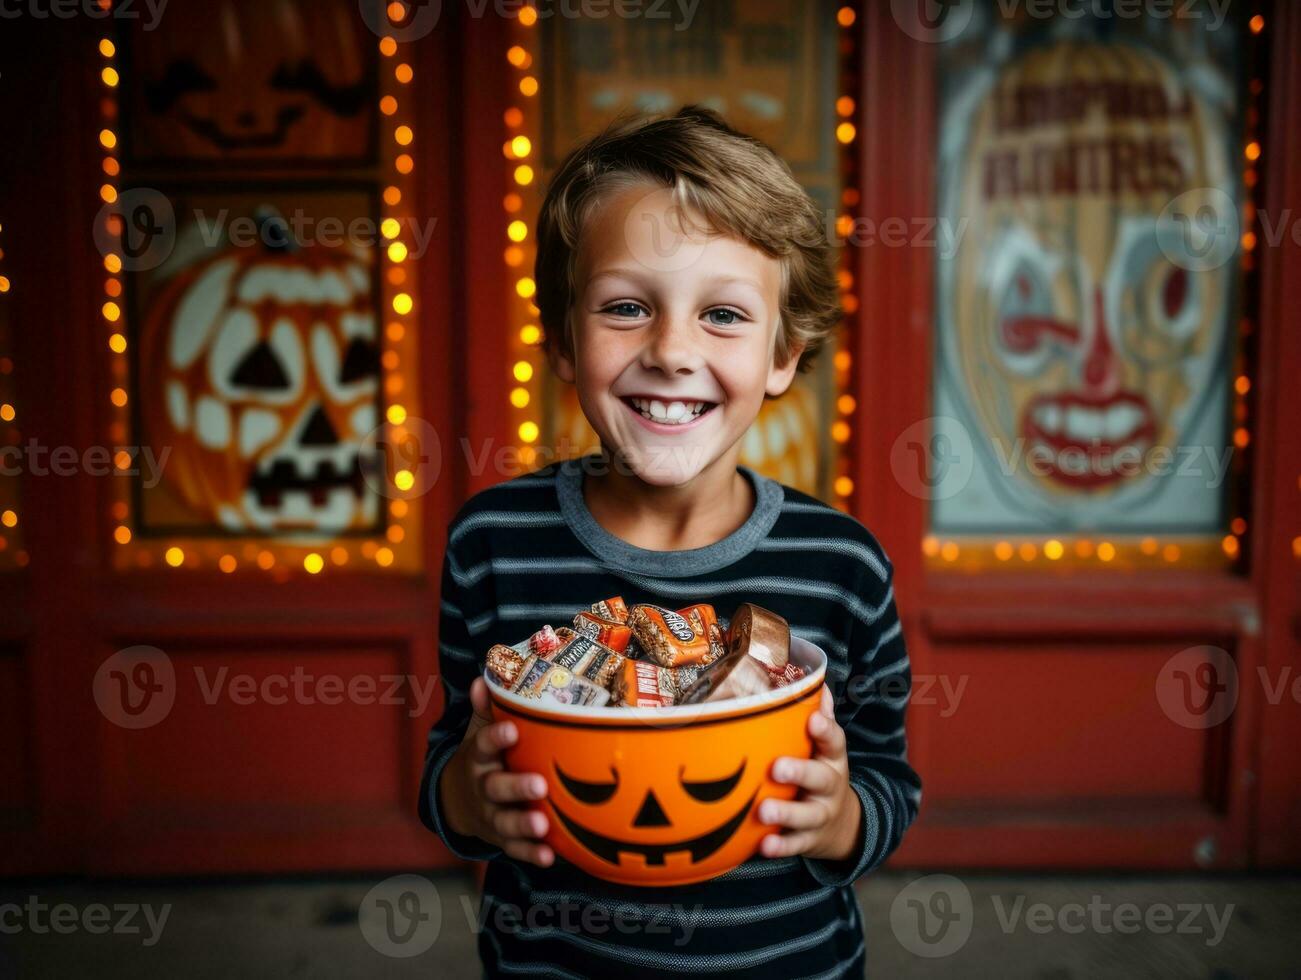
top-left (484, 596), bottom-right (805, 709)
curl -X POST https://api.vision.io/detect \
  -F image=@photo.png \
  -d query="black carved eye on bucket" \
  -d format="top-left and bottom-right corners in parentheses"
top-left (555, 764), bottom-right (619, 804)
top-left (680, 760), bottom-right (746, 802)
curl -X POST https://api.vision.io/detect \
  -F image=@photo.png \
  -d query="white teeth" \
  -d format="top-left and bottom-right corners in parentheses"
top-left (628, 396), bottom-right (711, 424)
top-left (1039, 403), bottom-right (1146, 442)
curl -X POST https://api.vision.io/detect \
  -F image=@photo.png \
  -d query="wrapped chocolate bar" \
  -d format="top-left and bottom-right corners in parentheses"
top-left (677, 649), bottom-right (775, 705)
top-left (572, 611), bottom-right (633, 654)
top-left (512, 655), bottom-right (610, 707)
top-left (611, 659), bottom-right (702, 708)
top-left (590, 595), bottom-right (630, 624)
top-left (726, 603), bottom-right (790, 671)
top-left (486, 644), bottom-right (530, 689)
top-left (544, 627), bottom-right (625, 688)
top-left (629, 603), bottom-right (722, 668)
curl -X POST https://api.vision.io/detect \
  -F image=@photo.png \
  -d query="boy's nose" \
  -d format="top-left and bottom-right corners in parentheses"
top-left (640, 315), bottom-right (704, 376)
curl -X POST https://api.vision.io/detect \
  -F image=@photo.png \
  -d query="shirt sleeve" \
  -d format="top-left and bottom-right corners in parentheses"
top-left (417, 528), bottom-right (504, 862)
top-left (802, 552), bottom-right (922, 888)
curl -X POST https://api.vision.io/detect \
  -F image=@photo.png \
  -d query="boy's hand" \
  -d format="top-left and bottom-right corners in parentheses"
top-left (758, 685), bottom-right (861, 862)
top-left (441, 678), bottom-right (555, 867)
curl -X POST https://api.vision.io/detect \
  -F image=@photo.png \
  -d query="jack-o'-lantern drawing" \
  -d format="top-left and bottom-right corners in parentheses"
top-left (140, 232), bottom-right (382, 534)
top-left (129, 0), bottom-right (375, 161)
top-left (939, 41), bottom-right (1234, 519)
top-left (493, 640), bottom-right (826, 887)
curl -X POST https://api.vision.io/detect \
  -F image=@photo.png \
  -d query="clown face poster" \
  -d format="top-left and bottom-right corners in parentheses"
top-left (933, 12), bottom-right (1245, 535)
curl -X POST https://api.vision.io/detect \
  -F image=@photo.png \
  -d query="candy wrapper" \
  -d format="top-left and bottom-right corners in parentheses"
top-left (482, 598), bottom-right (800, 708)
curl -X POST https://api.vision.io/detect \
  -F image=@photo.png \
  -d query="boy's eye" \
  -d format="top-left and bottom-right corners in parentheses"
top-left (705, 308), bottom-right (745, 327)
top-left (603, 302), bottom-right (647, 318)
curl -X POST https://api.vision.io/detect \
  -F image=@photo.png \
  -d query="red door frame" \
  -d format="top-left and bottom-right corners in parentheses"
top-left (849, 4), bottom-right (1301, 868)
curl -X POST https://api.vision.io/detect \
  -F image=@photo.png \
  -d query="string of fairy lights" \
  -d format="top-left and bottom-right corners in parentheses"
top-left (923, 9), bottom-right (1272, 572)
top-left (501, 2), bottom-right (860, 502)
top-left (97, 4), bottom-right (422, 576)
top-left (0, 215), bottom-right (22, 569)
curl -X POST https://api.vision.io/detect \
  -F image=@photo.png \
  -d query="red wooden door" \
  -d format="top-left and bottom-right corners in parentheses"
top-left (0, 14), bottom-right (467, 875)
top-left (849, 3), bottom-right (1301, 870)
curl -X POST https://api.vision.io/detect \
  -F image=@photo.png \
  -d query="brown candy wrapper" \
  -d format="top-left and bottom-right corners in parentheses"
top-left (611, 659), bottom-right (703, 707)
top-left (629, 603), bottom-right (717, 668)
top-left (726, 603), bottom-right (790, 671)
top-left (511, 655), bottom-right (610, 707)
top-left (486, 644), bottom-right (529, 688)
top-left (677, 650), bottom-right (775, 705)
top-left (545, 627), bottom-right (626, 688)
top-left (590, 596), bottom-right (630, 624)
top-left (572, 612), bottom-right (633, 654)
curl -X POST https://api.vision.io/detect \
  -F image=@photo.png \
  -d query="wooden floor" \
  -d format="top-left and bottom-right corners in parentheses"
top-left (2, 871), bottom-right (1297, 978)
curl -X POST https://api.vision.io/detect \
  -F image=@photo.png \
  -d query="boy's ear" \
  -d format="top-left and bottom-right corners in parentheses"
top-left (764, 340), bottom-right (805, 398)
top-left (548, 331), bottom-right (576, 384)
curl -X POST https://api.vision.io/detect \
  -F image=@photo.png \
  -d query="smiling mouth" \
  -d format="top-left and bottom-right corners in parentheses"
top-left (247, 452), bottom-right (373, 509)
top-left (549, 790), bottom-right (756, 866)
top-left (620, 396), bottom-right (718, 426)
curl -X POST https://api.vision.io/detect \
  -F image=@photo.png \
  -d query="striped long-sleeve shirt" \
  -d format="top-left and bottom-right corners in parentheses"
top-left (418, 457), bottom-right (921, 978)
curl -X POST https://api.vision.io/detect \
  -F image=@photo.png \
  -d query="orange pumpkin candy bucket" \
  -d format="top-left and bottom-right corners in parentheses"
top-left (486, 637), bottom-right (827, 888)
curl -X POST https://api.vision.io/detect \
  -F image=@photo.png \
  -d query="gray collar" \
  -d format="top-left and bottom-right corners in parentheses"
top-left (555, 456), bottom-right (784, 577)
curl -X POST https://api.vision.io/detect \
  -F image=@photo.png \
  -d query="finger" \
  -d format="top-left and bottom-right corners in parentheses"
top-left (470, 719), bottom-right (519, 765)
top-left (468, 678), bottom-right (495, 730)
top-left (807, 709), bottom-right (847, 758)
top-left (757, 797), bottom-right (829, 831)
top-left (483, 770), bottom-right (549, 804)
top-left (492, 806), bottom-right (549, 841)
top-left (770, 757), bottom-right (839, 795)
top-left (819, 684), bottom-right (834, 719)
top-left (759, 829), bottom-right (819, 859)
top-left (503, 839), bottom-right (555, 868)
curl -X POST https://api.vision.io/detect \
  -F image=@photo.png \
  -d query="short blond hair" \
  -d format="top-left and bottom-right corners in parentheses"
top-left (535, 105), bottom-right (841, 375)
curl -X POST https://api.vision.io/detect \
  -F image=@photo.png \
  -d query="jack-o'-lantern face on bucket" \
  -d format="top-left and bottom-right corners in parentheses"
top-left (141, 243), bottom-right (382, 534)
top-left (945, 42), bottom-right (1233, 506)
top-left (549, 758), bottom-right (757, 869)
top-left (492, 645), bottom-right (825, 888)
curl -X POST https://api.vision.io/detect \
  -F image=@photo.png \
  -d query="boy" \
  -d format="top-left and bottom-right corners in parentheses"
top-left (419, 106), bottom-right (921, 977)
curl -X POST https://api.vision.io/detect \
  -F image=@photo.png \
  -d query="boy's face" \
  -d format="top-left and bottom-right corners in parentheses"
top-left (552, 182), bottom-right (800, 487)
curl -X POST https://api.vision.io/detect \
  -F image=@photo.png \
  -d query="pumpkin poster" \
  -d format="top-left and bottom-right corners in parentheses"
top-left (536, 0), bottom-right (843, 499)
top-left (933, 14), bottom-right (1246, 535)
top-left (120, 0), bottom-right (378, 165)
top-left (130, 190), bottom-right (386, 538)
